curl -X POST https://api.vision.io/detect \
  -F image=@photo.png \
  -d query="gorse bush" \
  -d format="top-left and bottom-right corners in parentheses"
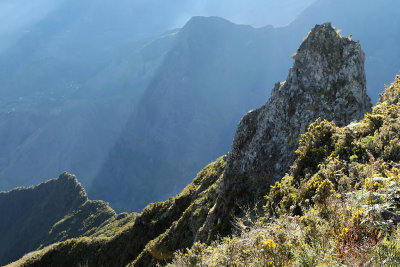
top-left (292, 119), bottom-right (337, 180)
top-left (169, 76), bottom-right (400, 266)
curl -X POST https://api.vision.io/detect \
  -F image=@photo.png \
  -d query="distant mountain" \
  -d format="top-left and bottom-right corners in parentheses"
top-left (89, 16), bottom-right (294, 212)
top-left (0, 0), bottom-right (314, 193)
top-left (0, 0), bottom-right (200, 191)
top-left (90, 0), bottom-right (400, 213)
top-left (0, 26), bottom-right (176, 190)
top-left (0, 0), bottom-right (315, 55)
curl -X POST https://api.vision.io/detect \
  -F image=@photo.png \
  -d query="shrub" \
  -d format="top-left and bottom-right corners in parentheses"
top-left (292, 119), bottom-right (337, 180)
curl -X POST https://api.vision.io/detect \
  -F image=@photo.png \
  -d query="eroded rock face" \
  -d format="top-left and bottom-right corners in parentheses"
top-left (198, 23), bottom-right (372, 241)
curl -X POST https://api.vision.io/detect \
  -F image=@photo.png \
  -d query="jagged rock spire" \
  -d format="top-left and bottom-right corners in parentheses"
top-left (197, 22), bottom-right (372, 242)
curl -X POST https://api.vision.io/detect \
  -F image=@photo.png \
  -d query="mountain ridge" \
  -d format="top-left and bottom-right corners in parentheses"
top-left (89, 15), bottom-right (290, 212)
top-left (2, 0), bottom-right (400, 213)
top-left (6, 22), bottom-right (373, 267)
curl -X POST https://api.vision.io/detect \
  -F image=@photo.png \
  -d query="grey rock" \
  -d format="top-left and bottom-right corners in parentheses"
top-left (197, 23), bottom-right (372, 242)
top-left (381, 209), bottom-right (400, 225)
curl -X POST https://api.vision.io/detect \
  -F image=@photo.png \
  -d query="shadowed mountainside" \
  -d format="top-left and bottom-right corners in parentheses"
top-left (89, 16), bottom-right (294, 212)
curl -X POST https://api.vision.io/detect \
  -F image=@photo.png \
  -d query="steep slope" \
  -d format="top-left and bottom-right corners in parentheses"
top-left (9, 23), bottom-right (371, 267)
top-left (171, 75), bottom-right (400, 266)
top-left (9, 157), bottom-right (226, 267)
top-left (90, 16), bottom-right (293, 212)
top-left (197, 22), bottom-right (371, 241)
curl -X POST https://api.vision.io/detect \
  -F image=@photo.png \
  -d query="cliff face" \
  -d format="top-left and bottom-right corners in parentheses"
top-left (198, 23), bottom-right (372, 241)
top-left (228, 22), bottom-right (371, 182)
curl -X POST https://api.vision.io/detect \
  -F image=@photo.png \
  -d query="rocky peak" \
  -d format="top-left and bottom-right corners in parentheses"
top-left (197, 23), bottom-right (372, 241)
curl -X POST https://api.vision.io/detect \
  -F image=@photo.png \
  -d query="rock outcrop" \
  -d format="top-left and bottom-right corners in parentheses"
top-left (197, 23), bottom-right (372, 241)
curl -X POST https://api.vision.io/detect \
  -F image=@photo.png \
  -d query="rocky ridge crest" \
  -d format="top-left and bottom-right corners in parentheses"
top-left (198, 22), bottom-right (372, 241)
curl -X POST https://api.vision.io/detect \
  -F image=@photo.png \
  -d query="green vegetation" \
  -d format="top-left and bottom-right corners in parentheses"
top-left (169, 76), bottom-right (400, 266)
top-left (43, 201), bottom-right (137, 246)
top-left (10, 74), bottom-right (400, 266)
top-left (10, 156), bottom-right (226, 266)
top-left (0, 172), bottom-right (138, 266)
top-left (7, 73), bottom-right (400, 266)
